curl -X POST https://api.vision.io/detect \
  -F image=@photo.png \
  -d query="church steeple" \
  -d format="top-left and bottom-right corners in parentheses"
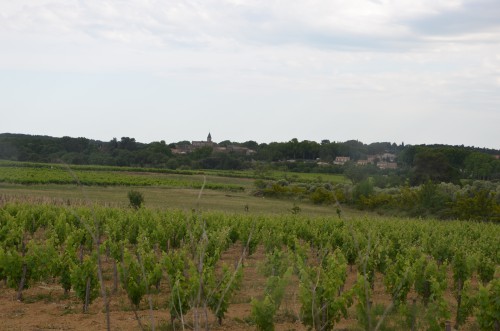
top-left (207, 132), bottom-right (212, 143)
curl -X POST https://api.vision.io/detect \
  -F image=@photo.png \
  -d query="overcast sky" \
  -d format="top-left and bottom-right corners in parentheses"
top-left (1, 0), bottom-right (499, 148)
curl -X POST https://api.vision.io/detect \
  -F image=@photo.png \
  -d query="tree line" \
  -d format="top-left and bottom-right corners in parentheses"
top-left (1, 133), bottom-right (499, 184)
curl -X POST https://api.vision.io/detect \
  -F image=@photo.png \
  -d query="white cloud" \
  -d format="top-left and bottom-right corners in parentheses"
top-left (0, 0), bottom-right (499, 147)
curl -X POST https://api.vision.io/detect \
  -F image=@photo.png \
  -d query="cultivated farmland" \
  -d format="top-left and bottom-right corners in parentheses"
top-left (0, 163), bottom-right (498, 331)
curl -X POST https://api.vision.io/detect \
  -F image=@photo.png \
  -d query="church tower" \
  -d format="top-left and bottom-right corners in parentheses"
top-left (207, 132), bottom-right (212, 143)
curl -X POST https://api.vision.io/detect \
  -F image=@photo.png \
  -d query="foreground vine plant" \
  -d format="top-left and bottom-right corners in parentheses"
top-left (0, 197), bottom-right (498, 330)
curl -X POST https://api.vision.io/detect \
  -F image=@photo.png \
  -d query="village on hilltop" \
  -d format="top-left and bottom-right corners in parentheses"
top-left (172, 133), bottom-right (397, 169)
top-left (171, 133), bottom-right (257, 156)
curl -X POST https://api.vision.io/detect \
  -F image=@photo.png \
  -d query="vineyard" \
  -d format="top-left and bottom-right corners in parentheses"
top-left (0, 165), bottom-right (247, 192)
top-left (0, 202), bottom-right (498, 330)
top-left (0, 160), bottom-right (348, 185)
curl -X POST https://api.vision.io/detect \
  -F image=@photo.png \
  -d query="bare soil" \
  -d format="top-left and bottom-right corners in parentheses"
top-left (0, 242), bottom-right (480, 331)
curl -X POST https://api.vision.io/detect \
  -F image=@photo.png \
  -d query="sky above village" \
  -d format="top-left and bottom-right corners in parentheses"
top-left (1, 0), bottom-right (499, 149)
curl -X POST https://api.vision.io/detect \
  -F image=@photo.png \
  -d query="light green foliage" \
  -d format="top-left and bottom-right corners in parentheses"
top-left (207, 264), bottom-right (243, 325)
top-left (251, 295), bottom-right (276, 331)
top-left (383, 251), bottom-right (415, 306)
top-left (0, 203), bottom-right (499, 330)
top-left (71, 254), bottom-right (99, 312)
top-left (310, 187), bottom-right (335, 205)
top-left (453, 188), bottom-right (499, 221)
top-left (356, 239), bottom-right (379, 289)
top-left (297, 248), bottom-right (353, 331)
top-left (58, 249), bottom-right (76, 294)
top-left (0, 247), bottom-right (23, 290)
top-left (259, 248), bottom-right (291, 277)
top-left (0, 238), bottom-right (58, 300)
top-left (163, 249), bottom-right (190, 323)
top-left (414, 255), bottom-right (447, 307)
top-left (266, 267), bottom-right (292, 311)
top-left (205, 226), bottom-right (232, 265)
top-left (477, 255), bottom-right (496, 285)
top-left (0, 165), bottom-right (244, 191)
top-left (424, 278), bottom-right (450, 331)
top-left (476, 271), bottom-right (500, 330)
top-left (119, 248), bottom-right (147, 307)
top-left (411, 250), bottom-right (450, 329)
top-left (251, 247), bottom-right (294, 330)
top-left (452, 249), bottom-right (476, 328)
top-left (456, 280), bottom-right (477, 328)
top-left (136, 232), bottom-right (162, 290)
top-left (354, 274), bottom-right (372, 331)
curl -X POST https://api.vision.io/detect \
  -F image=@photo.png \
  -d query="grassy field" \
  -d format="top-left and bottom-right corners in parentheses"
top-left (0, 161), bottom-right (352, 216)
top-left (0, 182), bottom-right (359, 217)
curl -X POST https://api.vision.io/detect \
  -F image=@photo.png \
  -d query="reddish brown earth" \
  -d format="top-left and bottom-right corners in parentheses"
top-left (0, 243), bottom-right (480, 331)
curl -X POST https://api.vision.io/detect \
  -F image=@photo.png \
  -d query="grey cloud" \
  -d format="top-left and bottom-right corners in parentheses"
top-left (406, 0), bottom-right (500, 36)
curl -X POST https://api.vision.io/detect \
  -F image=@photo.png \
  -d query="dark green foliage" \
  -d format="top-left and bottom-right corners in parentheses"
top-left (414, 181), bottom-right (452, 216)
top-left (352, 179), bottom-right (374, 204)
top-left (410, 150), bottom-right (460, 185)
top-left (464, 152), bottom-right (499, 180)
top-left (290, 203), bottom-right (301, 214)
top-left (128, 190), bottom-right (144, 209)
top-left (2, 134), bottom-right (499, 183)
top-left (344, 163), bottom-right (370, 184)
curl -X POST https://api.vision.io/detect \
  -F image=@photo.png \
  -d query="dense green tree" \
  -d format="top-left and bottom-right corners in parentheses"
top-left (344, 163), bottom-right (378, 184)
top-left (119, 137), bottom-right (137, 151)
top-left (242, 140), bottom-right (259, 150)
top-left (464, 152), bottom-right (497, 180)
top-left (410, 150), bottom-right (459, 185)
top-left (218, 140), bottom-right (232, 147)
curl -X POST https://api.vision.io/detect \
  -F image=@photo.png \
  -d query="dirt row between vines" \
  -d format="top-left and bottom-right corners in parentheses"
top-left (0, 241), bottom-right (479, 331)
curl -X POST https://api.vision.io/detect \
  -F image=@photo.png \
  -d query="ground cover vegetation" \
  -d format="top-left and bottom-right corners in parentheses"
top-left (2, 159), bottom-right (499, 221)
top-left (0, 163), bottom-right (245, 191)
top-left (0, 203), bottom-right (498, 330)
top-left (0, 134), bottom-right (499, 330)
top-left (1, 133), bottom-right (500, 221)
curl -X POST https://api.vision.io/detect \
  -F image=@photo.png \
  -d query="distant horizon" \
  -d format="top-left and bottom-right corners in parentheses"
top-left (2, 131), bottom-right (498, 151)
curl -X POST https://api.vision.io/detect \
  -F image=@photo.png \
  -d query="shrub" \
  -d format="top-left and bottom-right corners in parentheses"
top-left (254, 179), bottom-right (267, 189)
top-left (251, 295), bottom-right (276, 331)
top-left (352, 179), bottom-right (374, 203)
top-left (127, 190), bottom-right (144, 209)
top-left (310, 187), bottom-right (334, 205)
top-left (452, 188), bottom-right (499, 222)
top-left (291, 203), bottom-right (301, 214)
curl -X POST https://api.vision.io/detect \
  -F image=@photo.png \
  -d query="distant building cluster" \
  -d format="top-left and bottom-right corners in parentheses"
top-left (171, 133), bottom-right (397, 169)
top-left (331, 153), bottom-right (398, 169)
top-left (333, 156), bottom-right (351, 165)
top-left (172, 133), bottom-right (256, 156)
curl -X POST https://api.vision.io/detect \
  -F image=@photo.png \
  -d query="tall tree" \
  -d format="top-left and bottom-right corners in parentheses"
top-left (410, 150), bottom-right (459, 185)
